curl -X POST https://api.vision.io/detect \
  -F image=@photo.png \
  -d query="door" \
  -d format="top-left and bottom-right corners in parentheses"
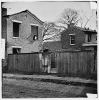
top-left (50, 53), bottom-right (57, 73)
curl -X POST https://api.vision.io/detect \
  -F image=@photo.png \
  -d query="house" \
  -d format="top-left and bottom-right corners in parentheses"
top-left (61, 26), bottom-right (97, 51)
top-left (43, 26), bottom-right (97, 52)
top-left (2, 8), bottom-right (44, 54)
top-left (82, 41), bottom-right (97, 51)
top-left (82, 29), bottom-right (97, 51)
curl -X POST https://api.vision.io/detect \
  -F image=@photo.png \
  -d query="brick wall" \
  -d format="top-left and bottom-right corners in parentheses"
top-left (6, 10), bottom-right (43, 54)
top-left (61, 27), bottom-right (85, 51)
top-left (43, 41), bottom-right (62, 51)
top-left (2, 8), bottom-right (7, 40)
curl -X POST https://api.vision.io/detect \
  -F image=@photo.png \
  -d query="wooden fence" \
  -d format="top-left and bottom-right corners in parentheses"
top-left (8, 51), bottom-right (97, 77)
top-left (8, 53), bottom-right (41, 73)
top-left (55, 51), bottom-right (97, 77)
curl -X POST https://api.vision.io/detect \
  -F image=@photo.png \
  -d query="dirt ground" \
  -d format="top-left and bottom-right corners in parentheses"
top-left (2, 78), bottom-right (97, 98)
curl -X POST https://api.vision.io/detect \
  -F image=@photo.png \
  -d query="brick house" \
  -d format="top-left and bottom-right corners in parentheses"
top-left (82, 30), bottom-right (97, 51)
top-left (61, 26), bottom-right (97, 51)
top-left (2, 9), bottom-right (44, 54)
top-left (43, 26), bottom-right (97, 51)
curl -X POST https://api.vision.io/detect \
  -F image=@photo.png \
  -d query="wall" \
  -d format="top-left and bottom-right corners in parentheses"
top-left (61, 27), bottom-right (85, 51)
top-left (43, 41), bottom-right (62, 51)
top-left (2, 8), bottom-right (7, 40)
top-left (7, 11), bottom-right (43, 54)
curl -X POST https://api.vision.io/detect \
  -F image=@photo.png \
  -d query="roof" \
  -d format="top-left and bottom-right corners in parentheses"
top-left (61, 26), bottom-right (97, 34)
top-left (3, 9), bottom-right (44, 24)
top-left (76, 26), bottom-right (97, 33)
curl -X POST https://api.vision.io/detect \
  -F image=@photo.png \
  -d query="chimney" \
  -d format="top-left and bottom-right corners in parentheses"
top-left (2, 8), bottom-right (7, 16)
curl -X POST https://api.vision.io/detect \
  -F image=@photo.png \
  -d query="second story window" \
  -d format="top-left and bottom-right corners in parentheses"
top-left (31, 25), bottom-right (38, 40)
top-left (70, 34), bottom-right (75, 45)
top-left (13, 22), bottom-right (20, 37)
top-left (88, 34), bottom-right (91, 42)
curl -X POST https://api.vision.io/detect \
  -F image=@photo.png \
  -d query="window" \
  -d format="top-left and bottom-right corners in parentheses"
top-left (88, 34), bottom-right (91, 42)
top-left (13, 22), bottom-right (20, 37)
top-left (31, 25), bottom-right (38, 40)
top-left (70, 34), bottom-right (75, 45)
top-left (13, 48), bottom-right (21, 54)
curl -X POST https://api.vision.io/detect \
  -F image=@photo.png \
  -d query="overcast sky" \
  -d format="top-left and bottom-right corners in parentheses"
top-left (2, 1), bottom-right (97, 30)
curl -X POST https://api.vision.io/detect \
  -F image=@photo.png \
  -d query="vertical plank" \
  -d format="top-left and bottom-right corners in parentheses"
top-left (64, 53), bottom-right (67, 74)
top-left (30, 53), bottom-right (33, 72)
top-left (8, 55), bottom-right (12, 72)
top-left (74, 53), bottom-right (76, 74)
top-left (71, 52), bottom-right (74, 74)
top-left (70, 53), bottom-right (73, 74)
top-left (61, 53), bottom-right (64, 74)
top-left (36, 53), bottom-right (40, 73)
top-left (68, 52), bottom-right (70, 75)
top-left (27, 54), bottom-right (30, 73)
top-left (56, 53), bottom-right (58, 73)
top-left (57, 53), bottom-right (60, 73)
top-left (63, 52), bottom-right (66, 74)
top-left (13, 55), bottom-right (15, 72)
top-left (81, 52), bottom-right (84, 75)
top-left (80, 52), bottom-right (83, 75)
top-left (73, 53), bottom-right (76, 75)
top-left (66, 53), bottom-right (69, 75)
top-left (87, 52), bottom-right (90, 75)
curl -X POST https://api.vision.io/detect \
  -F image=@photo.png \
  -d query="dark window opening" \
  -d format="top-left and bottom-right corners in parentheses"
top-left (88, 34), bottom-right (91, 42)
top-left (31, 25), bottom-right (38, 40)
top-left (13, 22), bottom-right (20, 37)
top-left (70, 35), bottom-right (75, 45)
top-left (13, 48), bottom-right (21, 54)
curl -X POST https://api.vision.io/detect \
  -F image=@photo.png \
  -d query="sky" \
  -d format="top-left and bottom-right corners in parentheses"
top-left (2, 1), bottom-right (97, 30)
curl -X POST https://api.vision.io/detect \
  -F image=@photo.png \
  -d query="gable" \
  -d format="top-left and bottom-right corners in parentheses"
top-left (7, 10), bottom-right (43, 25)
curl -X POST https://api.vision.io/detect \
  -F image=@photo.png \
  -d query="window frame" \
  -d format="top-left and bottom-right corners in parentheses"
top-left (69, 34), bottom-right (75, 45)
top-left (12, 20), bottom-right (22, 38)
top-left (12, 46), bottom-right (21, 54)
top-left (31, 24), bottom-right (38, 40)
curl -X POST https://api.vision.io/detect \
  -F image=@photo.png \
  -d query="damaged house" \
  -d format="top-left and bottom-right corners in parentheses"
top-left (2, 8), bottom-right (43, 54)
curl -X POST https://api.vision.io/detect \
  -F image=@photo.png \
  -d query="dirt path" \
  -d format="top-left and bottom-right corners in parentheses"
top-left (2, 78), bottom-right (97, 98)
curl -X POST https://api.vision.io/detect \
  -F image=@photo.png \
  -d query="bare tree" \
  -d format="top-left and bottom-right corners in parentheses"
top-left (42, 22), bottom-right (63, 41)
top-left (57, 8), bottom-right (80, 28)
top-left (57, 8), bottom-right (93, 28)
top-left (78, 10), bottom-right (93, 28)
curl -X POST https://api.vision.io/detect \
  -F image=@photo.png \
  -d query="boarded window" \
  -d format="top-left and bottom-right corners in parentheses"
top-left (31, 25), bottom-right (38, 40)
top-left (13, 22), bottom-right (20, 37)
top-left (70, 35), bottom-right (75, 45)
top-left (13, 48), bottom-right (21, 54)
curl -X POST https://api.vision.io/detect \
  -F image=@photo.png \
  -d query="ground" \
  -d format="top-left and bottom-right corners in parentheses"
top-left (2, 78), bottom-right (97, 98)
